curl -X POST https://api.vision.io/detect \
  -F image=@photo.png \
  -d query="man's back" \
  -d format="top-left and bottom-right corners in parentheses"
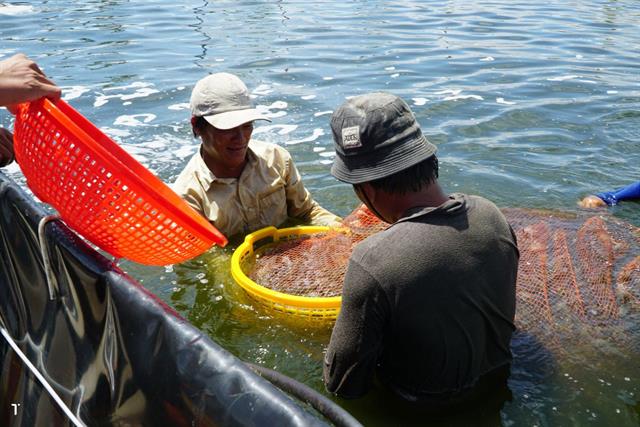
top-left (324, 193), bottom-right (518, 400)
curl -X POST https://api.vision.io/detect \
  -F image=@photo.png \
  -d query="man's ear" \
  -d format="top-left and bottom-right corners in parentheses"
top-left (191, 116), bottom-right (199, 137)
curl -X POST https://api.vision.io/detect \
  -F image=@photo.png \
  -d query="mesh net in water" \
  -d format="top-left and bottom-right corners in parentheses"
top-left (504, 207), bottom-right (640, 355)
top-left (241, 205), bottom-right (640, 354)
top-left (247, 205), bottom-right (388, 298)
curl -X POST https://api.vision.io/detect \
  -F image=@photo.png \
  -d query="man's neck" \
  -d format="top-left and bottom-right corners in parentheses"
top-left (379, 183), bottom-right (449, 223)
top-left (202, 150), bottom-right (247, 179)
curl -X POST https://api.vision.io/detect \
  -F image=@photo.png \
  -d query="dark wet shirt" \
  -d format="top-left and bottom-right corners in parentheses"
top-left (323, 193), bottom-right (519, 400)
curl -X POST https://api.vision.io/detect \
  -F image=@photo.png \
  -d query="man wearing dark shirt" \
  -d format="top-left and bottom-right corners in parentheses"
top-left (323, 92), bottom-right (519, 409)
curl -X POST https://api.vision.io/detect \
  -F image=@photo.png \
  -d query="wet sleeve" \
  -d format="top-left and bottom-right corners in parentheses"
top-left (323, 260), bottom-right (389, 399)
top-left (283, 155), bottom-right (342, 226)
top-left (596, 181), bottom-right (640, 206)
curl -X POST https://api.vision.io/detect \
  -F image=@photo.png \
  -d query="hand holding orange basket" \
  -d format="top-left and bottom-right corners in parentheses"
top-left (12, 97), bottom-right (227, 265)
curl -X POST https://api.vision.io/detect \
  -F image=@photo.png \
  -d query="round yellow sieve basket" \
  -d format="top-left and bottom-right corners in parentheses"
top-left (230, 226), bottom-right (346, 319)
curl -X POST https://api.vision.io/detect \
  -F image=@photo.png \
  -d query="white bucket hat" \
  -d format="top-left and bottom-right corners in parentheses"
top-left (190, 73), bottom-right (271, 130)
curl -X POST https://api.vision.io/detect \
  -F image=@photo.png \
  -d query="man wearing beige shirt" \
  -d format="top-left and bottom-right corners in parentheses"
top-left (173, 73), bottom-right (341, 239)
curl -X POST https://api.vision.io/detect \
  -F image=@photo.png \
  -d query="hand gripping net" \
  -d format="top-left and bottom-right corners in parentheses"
top-left (243, 205), bottom-right (640, 354)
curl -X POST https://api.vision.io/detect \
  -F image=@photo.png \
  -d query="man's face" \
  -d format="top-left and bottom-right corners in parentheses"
top-left (201, 122), bottom-right (253, 169)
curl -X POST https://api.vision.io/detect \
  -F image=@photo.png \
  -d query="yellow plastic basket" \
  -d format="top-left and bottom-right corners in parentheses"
top-left (230, 226), bottom-right (343, 319)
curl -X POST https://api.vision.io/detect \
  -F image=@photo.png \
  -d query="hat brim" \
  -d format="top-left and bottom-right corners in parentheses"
top-left (331, 134), bottom-right (437, 184)
top-left (203, 109), bottom-right (271, 130)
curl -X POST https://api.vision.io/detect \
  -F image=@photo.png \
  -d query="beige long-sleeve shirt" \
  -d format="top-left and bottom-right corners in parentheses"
top-left (173, 139), bottom-right (341, 239)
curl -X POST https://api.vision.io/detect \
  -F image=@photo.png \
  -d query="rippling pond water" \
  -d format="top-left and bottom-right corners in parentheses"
top-left (2, 1), bottom-right (639, 425)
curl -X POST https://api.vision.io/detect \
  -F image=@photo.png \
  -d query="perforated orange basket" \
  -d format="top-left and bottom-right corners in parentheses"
top-left (13, 98), bottom-right (227, 265)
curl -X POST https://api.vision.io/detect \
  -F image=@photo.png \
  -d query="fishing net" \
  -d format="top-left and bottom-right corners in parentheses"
top-left (504, 208), bottom-right (640, 355)
top-left (239, 205), bottom-right (640, 353)
top-left (247, 205), bottom-right (387, 298)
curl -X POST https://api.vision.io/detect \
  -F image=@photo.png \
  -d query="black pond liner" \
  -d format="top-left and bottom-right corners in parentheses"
top-left (0, 171), bottom-right (360, 427)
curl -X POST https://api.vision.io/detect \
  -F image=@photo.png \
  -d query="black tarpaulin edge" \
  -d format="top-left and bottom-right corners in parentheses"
top-left (0, 171), bottom-right (328, 427)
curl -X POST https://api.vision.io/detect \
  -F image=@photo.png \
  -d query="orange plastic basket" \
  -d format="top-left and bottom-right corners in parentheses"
top-left (13, 98), bottom-right (227, 265)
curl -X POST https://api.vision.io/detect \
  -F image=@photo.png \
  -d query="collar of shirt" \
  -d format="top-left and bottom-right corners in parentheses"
top-left (193, 142), bottom-right (259, 190)
top-left (396, 193), bottom-right (467, 224)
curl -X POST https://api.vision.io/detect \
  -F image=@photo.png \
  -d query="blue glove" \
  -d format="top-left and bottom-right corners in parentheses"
top-left (596, 181), bottom-right (640, 206)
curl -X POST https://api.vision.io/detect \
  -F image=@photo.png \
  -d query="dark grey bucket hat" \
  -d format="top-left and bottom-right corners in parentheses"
top-left (330, 92), bottom-right (437, 184)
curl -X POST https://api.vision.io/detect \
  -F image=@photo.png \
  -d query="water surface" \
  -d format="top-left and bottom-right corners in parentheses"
top-left (2, 1), bottom-right (639, 425)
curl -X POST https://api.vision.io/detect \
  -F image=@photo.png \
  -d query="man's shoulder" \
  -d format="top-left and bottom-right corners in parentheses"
top-left (350, 226), bottom-right (397, 264)
top-left (249, 139), bottom-right (291, 160)
top-left (457, 193), bottom-right (505, 219)
top-left (465, 193), bottom-right (497, 206)
top-left (172, 151), bottom-right (203, 193)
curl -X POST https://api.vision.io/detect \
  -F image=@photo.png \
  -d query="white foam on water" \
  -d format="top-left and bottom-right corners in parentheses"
top-left (313, 147), bottom-right (326, 152)
top-left (123, 101), bottom-right (132, 106)
top-left (137, 139), bottom-right (166, 150)
top-left (480, 56), bottom-right (495, 61)
top-left (114, 114), bottom-right (156, 127)
top-left (174, 145), bottom-right (197, 159)
top-left (319, 159), bottom-right (332, 165)
top-left (496, 97), bottom-right (516, 105)
top-left (285, 128), bottom-right (324, 145)
top-left (177, 86), bottom-right (186, 91)
top-left (256, 101), bottom-right (288, 119)
top-left (576, 54), bottom-right (584, 59)
top-left (168, 103), bottom-right (190, 111)
top-left (2, 162), bottom-right (20, 173)
top-left (0, 48), bottom-right (16, 59)
top-left (390, 73), bottom-right (400, 78)
top-left (319, 151), bottom-right (335, 158)
top-left (215, 58), bottom-right (225, 62)
top-left (94, 96), bottom-right (110, 107)
top-left (264, 111), bottom-right (288, 119)
top-left (95, 82), bottom-right (160, 107)
top-left (132, 134), bottom-right (196, 163)
top-left (435, 89), bottom-right (462, 96)
top-left (105, 81), bottom-right (153, 91)
top-left (547, 75), bottom-right (581, 81)
top-left (607, 90), bottom-right (618, 94)
top-left (444, 94), bottom-right (483, 101)
top-left (253, 84), bottom-right (273, 96)
top-left (267, 101), bottom-right (288, 109)
top-left (62, 86), bottom-right (90, 101)
top-left (129, 152), bottom-right (148, 166)
top-left (0, 4), bottom-right (34, 15)
top-left (301, 95), bottom-right (316, 100)
top-left (121, 87), bottom-right (160, 100)
top-left (314, 110), bottom-right (333, 117)
top-left (322, 77), bottom-right (334, 81)
top-left (385, 66), bottom-right (396, 71)
top-left (577, 79), bottom-right (597, 84)
top-left (101, 127), bottom-right (131, 138)
top-left (256, 101), bottom-right (287, 114)
top-left (253, 124), bottom-right (298, 135)
top-left (119, 143), bottom-right (147, 155)
top-left (412, 97), bottom-right (428, 106)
